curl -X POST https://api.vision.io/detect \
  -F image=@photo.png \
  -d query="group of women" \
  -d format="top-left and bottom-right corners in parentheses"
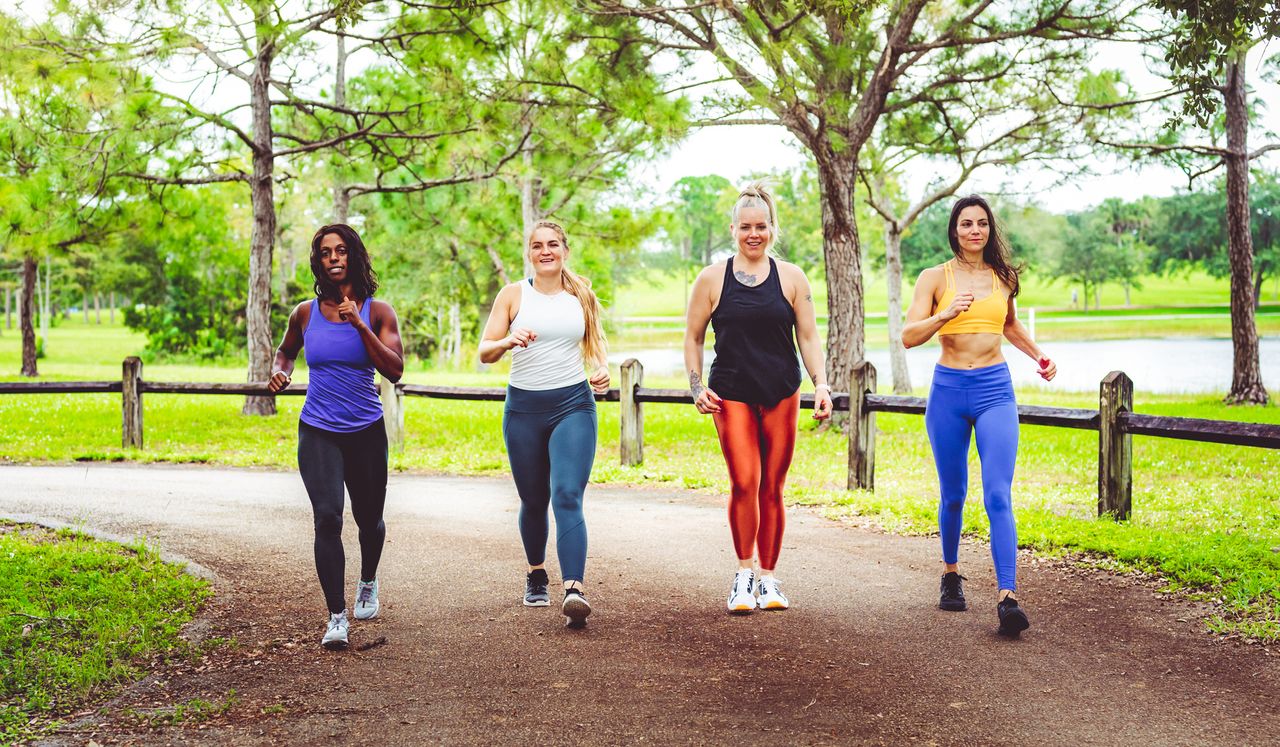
top-left (268, 186), bottom-right (1056, 649)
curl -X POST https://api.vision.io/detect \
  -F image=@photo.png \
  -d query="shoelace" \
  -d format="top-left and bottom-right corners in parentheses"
top-left (357, 583), bottom-right (374, 603)
top-left (760, 578), bottom-right (780, 597)
top-left (734, 572), bottom-right (754, 597)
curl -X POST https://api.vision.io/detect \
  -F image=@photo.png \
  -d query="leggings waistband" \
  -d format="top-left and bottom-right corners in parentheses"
top-left (931, 361), bottom-right (1011, 389)
top-left (505, 380), bottom-right (595, 414)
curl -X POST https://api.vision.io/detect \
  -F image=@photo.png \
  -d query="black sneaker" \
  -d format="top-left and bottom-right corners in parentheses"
top-left (997, 595), bottom-right (1030, 636)
top-left (524, 569), bottom-right (550, 607)
top-left (939, 572), bottom-right (967, 611)
top-left (562, 588), bottom-right (591, 629)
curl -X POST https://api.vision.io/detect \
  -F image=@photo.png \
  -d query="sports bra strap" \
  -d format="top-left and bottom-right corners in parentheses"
top-left (943, 260), bottom-right (955, 290)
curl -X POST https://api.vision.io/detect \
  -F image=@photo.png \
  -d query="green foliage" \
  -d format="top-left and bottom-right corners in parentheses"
top-left (0, 524), bottom-right (210, 742)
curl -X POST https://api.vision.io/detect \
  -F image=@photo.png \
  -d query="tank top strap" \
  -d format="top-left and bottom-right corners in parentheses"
top-left (305, 298), bottom-right (320, 332)
top-left (943, 260), bottom-right (955, 290)
top-left (990, 268), bottom-right (1000, 293)
top-left (722, 258), bottom-right (738, 297)
top-left (361, 296), bottom-right (374, 325)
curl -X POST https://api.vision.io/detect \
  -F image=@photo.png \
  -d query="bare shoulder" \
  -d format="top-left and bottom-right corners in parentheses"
top-left (291, 300), bottom-right (311, 322)
top-left (917, 265), bottom-right (946, 286)
top-left (370, 298), bottom-right (398, 317)
top-left (775, 259), bottom-right (809, 283)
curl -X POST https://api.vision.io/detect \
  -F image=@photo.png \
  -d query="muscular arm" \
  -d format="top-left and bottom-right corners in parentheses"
top-left (268, 303), bottom-right (306, 392)
top-left (1002, 297), bottom-right (1046, 362)
top-left (363, 301), bottom-right (405, 383)
top-left (903, 268), bottom-right (969, 348)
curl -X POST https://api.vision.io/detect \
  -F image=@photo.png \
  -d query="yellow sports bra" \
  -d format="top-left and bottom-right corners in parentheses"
top-left (934, 260), bottom-right (1008, 335)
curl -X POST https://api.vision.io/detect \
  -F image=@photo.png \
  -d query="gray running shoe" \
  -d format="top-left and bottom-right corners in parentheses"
top-left (354, 579), bottom-right (379, 620)
top-left (562, 588), bottom-right (591, 628)
top-left (322, 610), bottom-right (349, 650)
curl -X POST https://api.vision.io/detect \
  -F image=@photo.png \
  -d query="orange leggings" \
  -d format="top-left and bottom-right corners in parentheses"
top-left (711, 392), bottom-right (799, 571)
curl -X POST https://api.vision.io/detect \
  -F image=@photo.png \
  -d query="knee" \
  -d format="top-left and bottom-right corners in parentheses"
top-left (939, 491), bottom-right (966, 515)
top-left (550, 486), bottom-right (583, 516)
top-left (314, 509), bottom-right (343, 537)
top-left (983, 490), bottom-right (1012, 516)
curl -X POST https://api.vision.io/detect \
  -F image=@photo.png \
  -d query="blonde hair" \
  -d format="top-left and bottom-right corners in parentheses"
top-left (528, 221), bottom-right (607, 365)
top-left (730, 180), bottom-right (780, 249)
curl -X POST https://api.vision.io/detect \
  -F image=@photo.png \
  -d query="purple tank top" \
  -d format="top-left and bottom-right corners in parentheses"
top-left (299, 298), bottom-right (384, 432)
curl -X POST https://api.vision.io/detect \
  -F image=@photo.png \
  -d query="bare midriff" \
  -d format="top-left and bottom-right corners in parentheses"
top-left (938, 332), bottom-right (1005, 369)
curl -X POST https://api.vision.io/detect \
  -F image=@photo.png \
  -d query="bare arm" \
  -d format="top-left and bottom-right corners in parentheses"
top-left (478, 284), bottom-right (532, 364)
top-left (1003, 297), bottom-right (1056, 380)
top-left (902, 268), bottom-right (971, 348)
top-left (268, 303), bottom-right (306, 393)
top-left (788, 265), bottom-right (832, 420)
top-left (366, 301), bottom-right (405, 383)
top-left (683, 266), bottom-right (722, 413)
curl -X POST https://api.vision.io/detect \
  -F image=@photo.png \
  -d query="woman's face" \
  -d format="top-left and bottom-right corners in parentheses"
top-left (528, 226), bottom-right (567, 276)
top-left (318, 232), bottom-right (349, 285)
top-left (954, 205), bottom-right (990, 255)
top-left (732, 206), bottom-right (772, 258)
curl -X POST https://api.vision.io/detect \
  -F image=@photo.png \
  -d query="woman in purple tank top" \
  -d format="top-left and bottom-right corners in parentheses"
top-left (267, 224), bottom-right (404, 650)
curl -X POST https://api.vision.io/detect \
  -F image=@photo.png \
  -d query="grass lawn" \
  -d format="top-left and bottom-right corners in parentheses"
top-left (0, 523), bottom-right (211, 742)
top-left (2, 316), bottom-right (1278, 643)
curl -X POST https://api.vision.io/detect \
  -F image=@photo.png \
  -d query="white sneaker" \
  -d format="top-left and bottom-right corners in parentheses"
top-left (322, 610), bottom-right (349, 650)
top-left (354, 579), bottom-right (380, 620)
top-left (726, 569), bottom-right (756, 614)
top-left (756, 575), bottom-right (789, 610)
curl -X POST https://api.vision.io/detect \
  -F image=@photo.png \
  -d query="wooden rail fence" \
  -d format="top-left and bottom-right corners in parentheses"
top-left (3, 357), bottom-right (1278, 522)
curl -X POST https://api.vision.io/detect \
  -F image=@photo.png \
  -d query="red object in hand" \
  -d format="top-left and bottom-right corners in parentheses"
top-left (1038, 356), bottom-right (1051, 369)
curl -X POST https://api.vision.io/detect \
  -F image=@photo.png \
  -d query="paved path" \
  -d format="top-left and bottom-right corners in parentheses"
top-left (6, 464), bottom-right (1276, 746)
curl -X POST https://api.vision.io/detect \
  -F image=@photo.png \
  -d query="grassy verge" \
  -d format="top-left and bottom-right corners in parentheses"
top-left (1, 381), bottom-right (1277, 641)
top-left (0, 522), bottom-right (212, 743)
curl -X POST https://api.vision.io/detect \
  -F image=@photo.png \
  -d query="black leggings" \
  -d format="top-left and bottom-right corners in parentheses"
top-left (298, 419), bottom-right (388, 614)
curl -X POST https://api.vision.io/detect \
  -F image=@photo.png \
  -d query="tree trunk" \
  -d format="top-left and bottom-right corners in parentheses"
top-left (83, 291), bottom-right (89, 323)
top-left (1094, 287), bottom-right (1100, 311)
top-left (332, 31), bottom-right (351, 224)
top-left (520, 132), bottom-right (541, 279)
top-left (883, 225), bottom-right (911, 394)
top-left (1123, 281), bottom-right (1131, 307)
top-left (95, 291), bottom-right (101, 324)
top-left (109, 291), bottom-right (115, 324)
top-left (20, 256), bottom-right (37, 376)
top-left (814, 154), bottom-right (864, 416)
top-left (6, 285), bottom-right (12, 329)
top-left (243, 29), bottom-right (278, 416)
top-left (1222, 52), bottom-right (1268, 404)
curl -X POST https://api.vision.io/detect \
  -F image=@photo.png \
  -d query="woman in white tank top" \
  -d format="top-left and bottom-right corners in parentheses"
top-left (479, 222), bottom-right (610, 628)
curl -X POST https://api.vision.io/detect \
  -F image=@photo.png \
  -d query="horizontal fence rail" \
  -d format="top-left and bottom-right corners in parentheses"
top-left (3, 357), bottom-right (1278, 521)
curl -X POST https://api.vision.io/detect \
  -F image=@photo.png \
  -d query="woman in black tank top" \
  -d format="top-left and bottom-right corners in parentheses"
top-left (684, 181), bottom-right (833, 615)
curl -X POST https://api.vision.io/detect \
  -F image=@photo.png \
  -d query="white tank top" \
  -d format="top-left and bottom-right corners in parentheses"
top-left (508, 279), bottom-right (589, 391)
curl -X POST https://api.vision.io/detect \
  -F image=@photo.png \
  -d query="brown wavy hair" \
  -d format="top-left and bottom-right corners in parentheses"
top-left (947, 195), bottom-right (1021, 298)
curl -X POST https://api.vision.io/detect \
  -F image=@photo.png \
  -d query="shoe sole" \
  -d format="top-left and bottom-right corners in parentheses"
top-left (563, 597), bottom-right (591, 628)
top-left (727, 602), bottom-right (754, 615)
top-left (758, 601), bottom-right (789, 611)
top-left (523, 598), bottom-right (551, 607)
top-left (939, 600), bottom-right (967, 612)
top-left (353, 605), bottom-right (379, 620)
top-left (322, 638), bottom-right (348, 651)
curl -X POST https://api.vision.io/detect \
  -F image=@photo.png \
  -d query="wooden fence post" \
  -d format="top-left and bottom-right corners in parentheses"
top-left (847, 361), bottom-right (877, 491)
top-left (620, 358), bottom-right (643, 466)
top-left (122, 356), bottom-right (143, 449)
top-left (1098, 370), bottom-right (1133, 520)
top-left (380, 376), bottom-right (405, 453)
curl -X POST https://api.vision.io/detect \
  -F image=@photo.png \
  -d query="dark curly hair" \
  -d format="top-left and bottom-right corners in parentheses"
top-left (947, 194), bottom-right (1022, 298)
top-left (310, 224), bottom-right (379, 302)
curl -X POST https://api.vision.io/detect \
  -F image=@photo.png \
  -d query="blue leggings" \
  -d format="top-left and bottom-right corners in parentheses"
top-left (924, 362), bottom-right (1020, 590)
top-left (503, 381), bottom-right (597, 583)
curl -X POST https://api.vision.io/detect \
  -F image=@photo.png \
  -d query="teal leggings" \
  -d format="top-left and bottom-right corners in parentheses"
top-left (503, 381), bottom-right (597, 582)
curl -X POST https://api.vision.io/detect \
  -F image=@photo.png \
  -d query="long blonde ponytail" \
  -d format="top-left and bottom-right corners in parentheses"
top-left (529, 221), bottom-right (607, 365)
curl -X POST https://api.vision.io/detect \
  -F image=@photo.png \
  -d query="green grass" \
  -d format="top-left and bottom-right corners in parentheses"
top-left (0, 523), bottom-right (212, 742)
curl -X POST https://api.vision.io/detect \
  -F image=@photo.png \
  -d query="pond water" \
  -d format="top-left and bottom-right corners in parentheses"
top-left (609, 337), bottom-right (1280, 394)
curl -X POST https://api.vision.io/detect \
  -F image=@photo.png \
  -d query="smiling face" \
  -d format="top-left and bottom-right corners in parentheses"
top-left (953, 205), bottom-right (990, 256)
top-left (527, 225), bottom-right (568, 277)
top-left (318, 232), bottom-right (349, 285)
top-left (732, 206), bottom-right (772, 259)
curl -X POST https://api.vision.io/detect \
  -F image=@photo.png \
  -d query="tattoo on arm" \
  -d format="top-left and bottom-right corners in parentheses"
top-left (689, 370), bottom-right (705, 400)
top-left (733, 270), bottom-right (760, 287)
top-left (805, 294), bottom-right (812, 302)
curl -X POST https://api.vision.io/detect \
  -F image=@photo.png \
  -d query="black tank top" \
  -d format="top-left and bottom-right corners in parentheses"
top-left (708, 257), bottom-right (802, 405)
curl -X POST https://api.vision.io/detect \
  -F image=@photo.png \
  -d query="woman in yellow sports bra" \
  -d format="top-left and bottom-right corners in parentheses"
top-left (902, 194), bottom-right (1057, 637)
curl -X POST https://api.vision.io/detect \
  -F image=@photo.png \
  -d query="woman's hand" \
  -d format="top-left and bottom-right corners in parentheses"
top-left (589, 364), bottom-right (610, 394)
top-left (939, 291), bottom-right (974, 321)
top-left (812, 385), bottom-right (833, 420)
top-left (267, 370), bottom-right (291, 393)
top-left (1037, 355), bottom-right (1057, 382)
top-left (337, 296), bottom-right (367, 330)
top-left (506, 327), bottom-right (537, 350)
top-left (693, 386), bottom-right (723, 414)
